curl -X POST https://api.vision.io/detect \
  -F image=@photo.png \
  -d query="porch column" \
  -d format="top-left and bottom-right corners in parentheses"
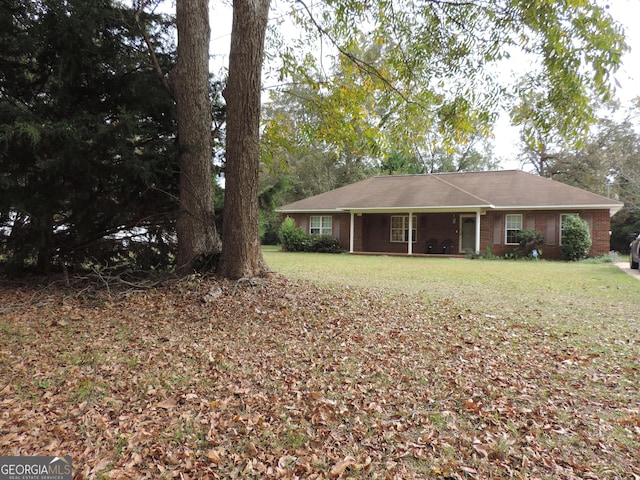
top-left (408, 212), bottom-right (413, 255)
top-left (475, 210), bottom-right (481, 255)
top-left (349, 212), bottom-right (355, 253)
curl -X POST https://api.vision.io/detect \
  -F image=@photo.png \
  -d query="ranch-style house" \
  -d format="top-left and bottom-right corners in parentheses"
top-left (278, 170), bottom-right (623, 259)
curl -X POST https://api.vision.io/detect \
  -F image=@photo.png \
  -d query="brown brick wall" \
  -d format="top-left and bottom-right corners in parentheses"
top-left (481, 210), bottom-right (611, 259)
top-left (285, 209), bottom-right (612, 258)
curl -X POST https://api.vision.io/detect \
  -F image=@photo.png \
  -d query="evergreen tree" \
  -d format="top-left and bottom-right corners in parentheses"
top-left (0, 0), bottom-right (178, 272)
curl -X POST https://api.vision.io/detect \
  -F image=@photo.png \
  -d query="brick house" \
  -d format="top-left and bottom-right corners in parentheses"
top-left (278, 170), bottom-right (623, 259)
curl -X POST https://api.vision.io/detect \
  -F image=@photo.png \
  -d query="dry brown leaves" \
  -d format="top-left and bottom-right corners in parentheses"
top-left (0, 275), bottom-right (639, 479)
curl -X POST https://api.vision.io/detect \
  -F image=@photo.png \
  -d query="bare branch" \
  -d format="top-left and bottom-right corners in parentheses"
top-left (133, 3), bottom-right (175, 98)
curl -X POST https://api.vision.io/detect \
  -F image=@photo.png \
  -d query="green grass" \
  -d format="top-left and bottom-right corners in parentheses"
top-left (263, 247), bottom-right (638, 330)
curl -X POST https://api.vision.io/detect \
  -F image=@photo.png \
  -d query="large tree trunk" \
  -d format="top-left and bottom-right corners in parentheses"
top-left (218, 0), bottom-right (271, 279)
top-left (174, 0), bottom-right (221, 273)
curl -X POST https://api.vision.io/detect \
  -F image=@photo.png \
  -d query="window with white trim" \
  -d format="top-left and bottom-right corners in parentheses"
top-left (390, 215), bottom-right (417, 243)
top-left (309, 215), bottom-right (332, 235)
top-left (505, 214), bottom-right (522, 244)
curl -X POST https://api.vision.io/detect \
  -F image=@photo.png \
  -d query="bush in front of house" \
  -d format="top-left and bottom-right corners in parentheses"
top-left (561, 215), bottom-right (592, 261)
top-left (279, 217), bottom-right (311, 252)
top-left (502, 230), bottom-right (545, 259)
top-left (278, 218), bottom-right (344, 253)
top-left (310, 235), bottom-right (343, 253)
top-left (517, 229), bottom-right (545, 259)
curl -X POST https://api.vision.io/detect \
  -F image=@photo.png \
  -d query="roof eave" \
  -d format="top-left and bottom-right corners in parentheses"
top-left (495, 204), bottom-right (623, 214)
top-left (339, 205), bottom-right (494, 213)
top-left (279, 203), bottom-right (623, 215)
top-left (277, 208), bottom-right (345, 213)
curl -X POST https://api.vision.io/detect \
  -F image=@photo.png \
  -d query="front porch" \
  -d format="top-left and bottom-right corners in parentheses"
top-left (347, 211), bottom-right (484, 256)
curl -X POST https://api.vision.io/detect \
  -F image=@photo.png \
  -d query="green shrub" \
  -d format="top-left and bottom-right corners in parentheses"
top-left (310, 235), bottom-right (344, 253)
top-left (561, 215), bottom-right (592, 261)
top-left (515, 229), bottom-right (545, 260)
top-left (279, 217), bottom-right (311, 252)
top-left (517, 230), bottom-right (544, 250)
top-left (278, 217), bottom-right (344, 253)
top-left (502, 230), bottom-right (545, 260)
top-left (279, 218), bottom-right (308, 252)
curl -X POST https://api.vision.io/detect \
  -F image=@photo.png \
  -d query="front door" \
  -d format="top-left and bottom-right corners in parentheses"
top-left (460, 216), bottom-right (476, 253)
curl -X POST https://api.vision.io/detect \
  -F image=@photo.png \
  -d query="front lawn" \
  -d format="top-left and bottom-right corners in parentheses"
top-left (1, 253), bottom-right (638, 479)
top-left (264, 248), bottom-right (638, 341)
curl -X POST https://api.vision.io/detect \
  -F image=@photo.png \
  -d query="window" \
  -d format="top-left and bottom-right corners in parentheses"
top-left (505, 214), bottom-right (522, 244)
top-left (310, 215), bottom-right (332, 235)
top-left (390, 215), bottom-right (417, 242)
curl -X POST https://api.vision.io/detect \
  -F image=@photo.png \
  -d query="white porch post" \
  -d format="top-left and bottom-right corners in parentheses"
top-left (475, 210), bottom-right (481, 255)
top-left (408, 212), bottom-right (413, 255)
top-left (349, 212), bottom-right (355, 253)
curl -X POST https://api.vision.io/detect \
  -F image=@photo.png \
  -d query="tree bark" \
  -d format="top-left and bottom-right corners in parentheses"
top-left (174, 0), bottom-right (221, 273)
top-left (218, 0), bottom-right (271, 279)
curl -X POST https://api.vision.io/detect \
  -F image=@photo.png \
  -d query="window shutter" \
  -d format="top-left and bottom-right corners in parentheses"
top-left (583, 214), bottom-right (593, 236)
top-left (492, 216), bottom-right (502, 244)
top-left (526, 215), bottom-right (535, 231)
top-left (546, 215), bottom-right (556, 245)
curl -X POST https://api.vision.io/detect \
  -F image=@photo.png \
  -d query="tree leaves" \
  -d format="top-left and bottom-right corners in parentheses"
top-left (269, 0), bottom-right (627, 178)
top-left (0, 275), bottom-right (639, 478)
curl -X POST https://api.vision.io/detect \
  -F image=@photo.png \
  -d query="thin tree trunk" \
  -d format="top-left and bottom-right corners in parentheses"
top-left (218, 0), bottom-right (271, 279)
top-left (36, 211), bottom-right (53, 273)
top-left (174, 0), bottom-right (221, 273)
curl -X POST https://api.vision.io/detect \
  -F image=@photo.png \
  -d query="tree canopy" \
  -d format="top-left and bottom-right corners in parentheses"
top-left (258, 0), bottom-right (626, 245)
top-left (272, 0), bottom-right (626, 159)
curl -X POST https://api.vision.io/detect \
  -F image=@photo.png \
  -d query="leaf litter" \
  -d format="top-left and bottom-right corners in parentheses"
top-left (0, 274), bottom-right (639, 479)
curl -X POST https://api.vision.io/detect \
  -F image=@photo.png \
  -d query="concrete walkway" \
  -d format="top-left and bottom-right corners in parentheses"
top-left (615, 262), bottom-right (640, 280)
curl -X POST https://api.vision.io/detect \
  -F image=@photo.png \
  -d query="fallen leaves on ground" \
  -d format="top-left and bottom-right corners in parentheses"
top-left (0, 274), bottom-right (639, 479)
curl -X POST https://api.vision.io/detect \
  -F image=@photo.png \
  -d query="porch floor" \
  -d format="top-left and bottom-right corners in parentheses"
top-left (351, 251), bottom-right (468, 259)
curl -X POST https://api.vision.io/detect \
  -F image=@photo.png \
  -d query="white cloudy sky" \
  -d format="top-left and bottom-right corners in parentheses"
top-left (604, 0), bottom-right (640, 103)
top-left (206, 1), bottom-right (640, 167)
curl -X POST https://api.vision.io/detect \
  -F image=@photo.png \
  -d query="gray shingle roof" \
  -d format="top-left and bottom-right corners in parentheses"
top-left (279, 170), bottom-right (623, 214)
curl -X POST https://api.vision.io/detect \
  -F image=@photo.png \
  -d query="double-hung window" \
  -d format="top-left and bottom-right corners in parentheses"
top-left (390, 215), bottom-right (417, 243)
top-left (505, 214), bottom-right (522, 244)
top-left (310, 215), bottom-right (332, 235)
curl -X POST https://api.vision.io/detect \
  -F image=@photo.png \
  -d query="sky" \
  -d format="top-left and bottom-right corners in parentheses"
top-left (493, 0), bottom-right (640, 167)
top-left (206, 1), bottom-right (640, 169)
top-left (601, 0), bottom-right (640, 104)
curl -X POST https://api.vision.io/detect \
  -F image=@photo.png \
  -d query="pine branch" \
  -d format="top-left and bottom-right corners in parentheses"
top-left (133, 4), bottom-right (175, 99)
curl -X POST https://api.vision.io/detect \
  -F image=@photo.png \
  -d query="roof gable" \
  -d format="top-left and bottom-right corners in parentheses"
top-left (279, 170), bottom-right (623, 214)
